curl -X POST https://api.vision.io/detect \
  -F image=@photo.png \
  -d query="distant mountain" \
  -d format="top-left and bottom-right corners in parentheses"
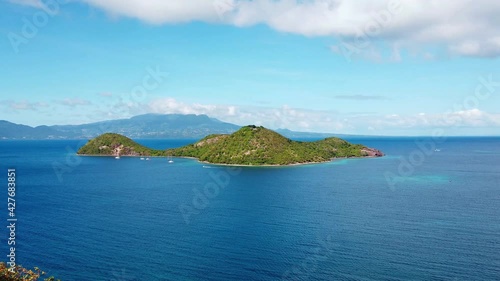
top-left (0, 114), bottom-right (359, 140)
top-left (0, 120), bottom-right (61, 139)
top-left (0, 114), bottom-right (240, 139)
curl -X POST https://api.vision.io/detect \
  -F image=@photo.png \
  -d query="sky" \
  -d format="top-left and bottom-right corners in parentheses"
top-left (1, 0), bottom-right (499, 136)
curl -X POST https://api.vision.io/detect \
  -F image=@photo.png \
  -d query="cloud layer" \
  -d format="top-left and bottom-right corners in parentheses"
top-left (2, 96), bottom-right (499, 135)
top-left (147, 98), bottom-right (500, 135)
top-left (73, 0), bottom-right (500, 58)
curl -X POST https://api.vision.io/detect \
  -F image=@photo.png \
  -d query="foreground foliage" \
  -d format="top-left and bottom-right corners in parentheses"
top-left (0, 263), bottom-right (60, 281)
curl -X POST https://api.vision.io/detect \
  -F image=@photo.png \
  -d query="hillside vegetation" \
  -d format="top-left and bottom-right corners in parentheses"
top-left (78, 126), bottom-right (383, 165)
top-left (77, 133), bottom-right (165, 156)
top-left (166, 125), bottom-right (383, 165)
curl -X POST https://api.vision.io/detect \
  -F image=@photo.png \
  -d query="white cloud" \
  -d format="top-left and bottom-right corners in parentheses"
top-left (82, 0), bottom-right (218, 24)
top-left (353, 109), bottom-right (500, 130)
top-left (57, 98), bottom-right (92, 107)
top-left (98, 92), bottom-right (113, 98)
top-left (8, 0), bottom-right (44, 8)
top-left (148, 97), bottom-right (346, 131)
top-left (67, 0), bottom-right (500, 58)
top-left (3, 96), bottom-right (499, 135)
top-left (3, 100), bottom-right (49, 111)
top-left (148, 98), bottom-right (500, 135)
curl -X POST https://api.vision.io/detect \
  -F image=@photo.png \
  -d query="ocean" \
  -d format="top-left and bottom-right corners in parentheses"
top-left (0, 137), bottom-right (499, 280)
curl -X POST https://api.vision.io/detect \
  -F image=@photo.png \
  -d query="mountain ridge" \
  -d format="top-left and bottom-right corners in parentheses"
top-left (166, 125), bottom-right (383, 165)
top-left (0, 114), bottom-right (239, 139)
top-left (0, 114), bottom-right (359, 140)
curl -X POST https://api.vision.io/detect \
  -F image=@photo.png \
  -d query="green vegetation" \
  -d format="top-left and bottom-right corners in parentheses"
top-left (166, 125), bottom-right (383, 165)
top-left (77, 133), bottom-right (165, 157)
top-left (0, 263), bottom-right (59, 281)
top-left (78, 126), bottom-right (383, 165)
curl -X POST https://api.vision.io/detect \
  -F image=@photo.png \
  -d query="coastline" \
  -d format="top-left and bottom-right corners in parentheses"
top-left (77, 154), bottom-right (382, 167)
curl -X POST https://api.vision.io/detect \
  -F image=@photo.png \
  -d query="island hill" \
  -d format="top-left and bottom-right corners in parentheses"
top-left (77, 125), bottom-right (384, 166)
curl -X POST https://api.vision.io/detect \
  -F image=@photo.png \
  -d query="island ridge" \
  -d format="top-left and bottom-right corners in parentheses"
top-left (77, 125), bottom-right (384, 166)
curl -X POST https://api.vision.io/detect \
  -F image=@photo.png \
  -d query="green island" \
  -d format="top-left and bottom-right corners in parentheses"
top-left (77, 133), bottom-right (166, 157)
top-left (77, 126), bottom-right (383, 165)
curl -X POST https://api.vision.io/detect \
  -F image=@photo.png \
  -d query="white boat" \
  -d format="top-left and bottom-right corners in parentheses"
top-left (140, 157), bottom-right (145, 160)
top-left (115, 156), bottom-right (120, 159)
top-left (145, 158), bottom-right (150, 161)
top-left (168, 156), bottom-right (174, 163)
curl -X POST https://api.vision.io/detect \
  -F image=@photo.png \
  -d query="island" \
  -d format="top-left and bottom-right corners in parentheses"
top-left (77, 133), bottom-right (166, 157)
top-left (77, 125), bottom-right (383, 166)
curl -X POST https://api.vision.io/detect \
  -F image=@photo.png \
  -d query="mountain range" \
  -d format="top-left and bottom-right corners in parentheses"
top-left (0, 114), bottom-right (352, 140)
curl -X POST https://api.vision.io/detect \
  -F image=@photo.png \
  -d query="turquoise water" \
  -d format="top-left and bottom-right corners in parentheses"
top-left (0, 137), bottom-right (499, 280)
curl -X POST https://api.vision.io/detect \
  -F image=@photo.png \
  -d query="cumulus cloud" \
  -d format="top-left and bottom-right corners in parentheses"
top-left (8, 0), bottom-right (44, 8)
top-left (3, 100), bottom-right (49, 111)
top-left (62, 0), bottom-right (500, 58)
top-left (98, 92), bottom-right (113, 98)
top-left (82, 0), bottom-right (218, 23)
top-left (334, 95), bottom-right (387, 100)
top-left (149, 98), bottom-right (500, 134)
top-left (57, 98), bottom-right (92, 107)
top-left (148, 97), bottom-right (346, 132)
top-left (352, 109), bottom-right (500, 131)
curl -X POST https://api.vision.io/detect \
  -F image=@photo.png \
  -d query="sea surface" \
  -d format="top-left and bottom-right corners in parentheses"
top-left (0, 137), bottom-right (499, 280)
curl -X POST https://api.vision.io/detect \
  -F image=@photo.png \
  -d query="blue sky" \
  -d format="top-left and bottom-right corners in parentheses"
top-left (1, 0), bottom-right (500, 136)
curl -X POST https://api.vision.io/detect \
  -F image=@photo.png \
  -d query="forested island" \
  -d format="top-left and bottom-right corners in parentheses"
top-left (77, 126), bottom-right (383, 165)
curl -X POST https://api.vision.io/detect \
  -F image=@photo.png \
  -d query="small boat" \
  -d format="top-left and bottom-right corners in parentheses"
top-left (145, 158), bottom-right (150, 161)
top-left (115, 156), bottom-right (120, 159)
top-left (168, 156), bottom-right (174, 163)
top-left (140, 157), bottom-right (145, 160)
top-left (434, 149), bottom-right (441, 152)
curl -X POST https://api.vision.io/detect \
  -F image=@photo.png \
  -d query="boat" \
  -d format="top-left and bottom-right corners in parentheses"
top-left (115, 156), bottom-right (120, 159)
top-left (145, 158), bottom-right (150, 161)
top-left (168, 156), bottom-right (174, 163)
top-left (434, 149), bottom-right (441, 152)
top-left (140, 157), bottom-right (145, 160)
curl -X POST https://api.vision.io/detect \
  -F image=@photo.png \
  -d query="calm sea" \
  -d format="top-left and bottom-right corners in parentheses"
top-left (0, 137), bottom-right (499, 280)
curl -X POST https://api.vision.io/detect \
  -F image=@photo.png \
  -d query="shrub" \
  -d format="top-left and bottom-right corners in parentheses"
top-left (0, 263), bottom-right (60, 281)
